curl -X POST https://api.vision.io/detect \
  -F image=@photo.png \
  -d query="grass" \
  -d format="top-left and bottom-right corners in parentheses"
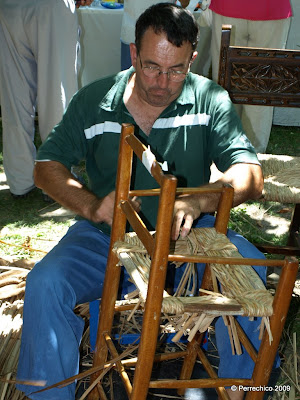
top-left (266, 125), bottom-right (300, 156)
top-left (0, 120), bottom-right (74, 260)
top-left (229, 201), bottom-right (289, 245)
top-left (0, 203), bottom-right (73, 260)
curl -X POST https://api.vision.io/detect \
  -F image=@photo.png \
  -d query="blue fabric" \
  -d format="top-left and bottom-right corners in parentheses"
top-left (17, 217), bottom-right (278, 399)
top-left (121, 41), bottom-right (132, 70)
top-left (16, 220), bottom-right (135, 399)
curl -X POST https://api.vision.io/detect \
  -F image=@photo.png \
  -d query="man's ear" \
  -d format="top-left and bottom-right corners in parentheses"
top-left (130, 43), bottom-right (138, 69)
top-left (191, 51), bottom-right (198, 64)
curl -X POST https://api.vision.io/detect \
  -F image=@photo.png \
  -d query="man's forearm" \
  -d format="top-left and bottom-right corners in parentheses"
top-left (34, 161), bottom-right (108, 224)
top-left (198, 163), bottom-right (263, 213)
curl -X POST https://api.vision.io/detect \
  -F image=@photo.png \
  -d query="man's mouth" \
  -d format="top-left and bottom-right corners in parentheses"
top-left (149, 88), bottom-right (170, 97)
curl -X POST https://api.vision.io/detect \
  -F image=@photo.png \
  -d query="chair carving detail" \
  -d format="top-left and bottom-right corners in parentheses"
top-left (219, 27), bottom-right (300, 107)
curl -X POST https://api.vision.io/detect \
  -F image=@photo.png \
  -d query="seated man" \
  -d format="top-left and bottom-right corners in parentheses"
top-left (17, 4), bottom-right (267, 400)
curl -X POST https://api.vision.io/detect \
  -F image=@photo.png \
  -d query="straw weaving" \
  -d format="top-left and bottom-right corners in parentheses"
top-left (258, 154), bottom-right (300, 204)
top-left (114, 227), bottom-right (274, 347)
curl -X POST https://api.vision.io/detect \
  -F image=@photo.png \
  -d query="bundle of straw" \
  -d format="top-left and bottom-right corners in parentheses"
top-left (0, 258), bottom-right (91, 399)
top-left (0, 258), bottom-right (32, 400)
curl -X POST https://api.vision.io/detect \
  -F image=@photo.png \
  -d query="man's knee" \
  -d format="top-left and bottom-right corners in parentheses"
top-left (25, 257), bottom-right (72, 301)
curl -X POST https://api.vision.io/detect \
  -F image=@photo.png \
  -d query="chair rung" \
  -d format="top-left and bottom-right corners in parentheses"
top-left (148, 377), bottom-right (252, 389)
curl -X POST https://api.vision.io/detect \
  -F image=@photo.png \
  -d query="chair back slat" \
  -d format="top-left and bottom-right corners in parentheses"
top-left (218, 25), bottom-right (300, 108)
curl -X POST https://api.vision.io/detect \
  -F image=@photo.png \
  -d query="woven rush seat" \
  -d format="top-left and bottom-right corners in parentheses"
top-left (258, 154), bottom-right (300, 204)
top-left (114, 227), bottom-right (274, 346)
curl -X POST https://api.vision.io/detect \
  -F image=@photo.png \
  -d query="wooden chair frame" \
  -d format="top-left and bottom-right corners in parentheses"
top-left (218, 24), bottom-right (300, 255)
top-left (88, 123), bottom-right (298, 400)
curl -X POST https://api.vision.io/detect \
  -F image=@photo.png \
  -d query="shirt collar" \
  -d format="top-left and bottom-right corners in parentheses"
top-left (174, 73), bottom-right (196, 106)
top-left (100, 67), bottom-right (134, 112)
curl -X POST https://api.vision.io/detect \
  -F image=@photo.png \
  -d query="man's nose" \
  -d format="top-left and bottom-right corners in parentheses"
top-left (157, 71), bottom-right (169, 88)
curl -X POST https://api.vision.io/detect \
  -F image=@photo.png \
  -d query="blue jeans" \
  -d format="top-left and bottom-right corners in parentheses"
top-left (16, 216), bottom-right (276, 399)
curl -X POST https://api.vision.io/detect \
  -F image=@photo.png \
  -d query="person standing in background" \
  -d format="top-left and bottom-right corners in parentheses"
top-left (0, 0), bottom-right (92, 199)
top-left (209, 0), bottom-right (292, 153)
top-left (121, 0), bottom-right (190, 70)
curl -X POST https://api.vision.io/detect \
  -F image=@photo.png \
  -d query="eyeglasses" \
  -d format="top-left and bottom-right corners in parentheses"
top-left (139, 56), bottom-right (189, 82)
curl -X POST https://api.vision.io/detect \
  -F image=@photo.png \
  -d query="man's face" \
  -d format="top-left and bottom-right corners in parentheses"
top-left (130, 28), bottom-right (197, 108)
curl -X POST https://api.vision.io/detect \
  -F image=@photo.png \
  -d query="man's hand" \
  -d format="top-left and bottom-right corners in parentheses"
top-left (34, 160), bottom-right (143, 227)
top-left (89, 193), bottom-right (141, 226)
top-left (171, 194), bottom-right (201, 240)
top-left (170, 163), bottom-right (263, 241)
top-left (89, 191), bottom-right (116, 226)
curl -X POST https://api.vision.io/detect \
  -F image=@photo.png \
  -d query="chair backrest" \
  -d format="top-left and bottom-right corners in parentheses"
top-left (111, 123), bottom-right (234, 256)
top-left (218, 25), bottom-right (300, 107)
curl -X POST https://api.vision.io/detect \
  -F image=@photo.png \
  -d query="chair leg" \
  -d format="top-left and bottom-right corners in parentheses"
top-left (129, 259), bottom-right (169, 400)
top-left (88, 251), bottom-right (125, 400)
top-left (88, 124), bottom-right (134, 400)
top-left (130, 176), bottom-right (177, 400)
top-left (196, 347), bottom-right (231, 400)
top-left (178, 332), bottom-right (203, 395)
top-left (178, 266), bottom-right (213, 395)
top-left (104, 333), bottom-right (133, 397)
top-left (129, 315), bottom-right (161, 400)
top-left (246, 258), bottom-right (298, 400)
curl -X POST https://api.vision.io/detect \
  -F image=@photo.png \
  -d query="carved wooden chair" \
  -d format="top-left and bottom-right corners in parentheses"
top-left (88, 123), bottom-right (298, 400)
top-left (218, 24), bottom-right (300, 256)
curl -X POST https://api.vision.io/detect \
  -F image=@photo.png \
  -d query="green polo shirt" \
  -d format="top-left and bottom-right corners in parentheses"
top-left (37, 67), bottom-right (259, 235)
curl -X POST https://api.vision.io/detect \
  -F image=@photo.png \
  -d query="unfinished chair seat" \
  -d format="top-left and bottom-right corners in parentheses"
top-left (114, 227), bottom-right (274, 346)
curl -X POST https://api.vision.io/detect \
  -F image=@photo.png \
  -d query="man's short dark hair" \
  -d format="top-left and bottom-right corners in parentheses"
top-left (135, 3), bottom-right (199, 53)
